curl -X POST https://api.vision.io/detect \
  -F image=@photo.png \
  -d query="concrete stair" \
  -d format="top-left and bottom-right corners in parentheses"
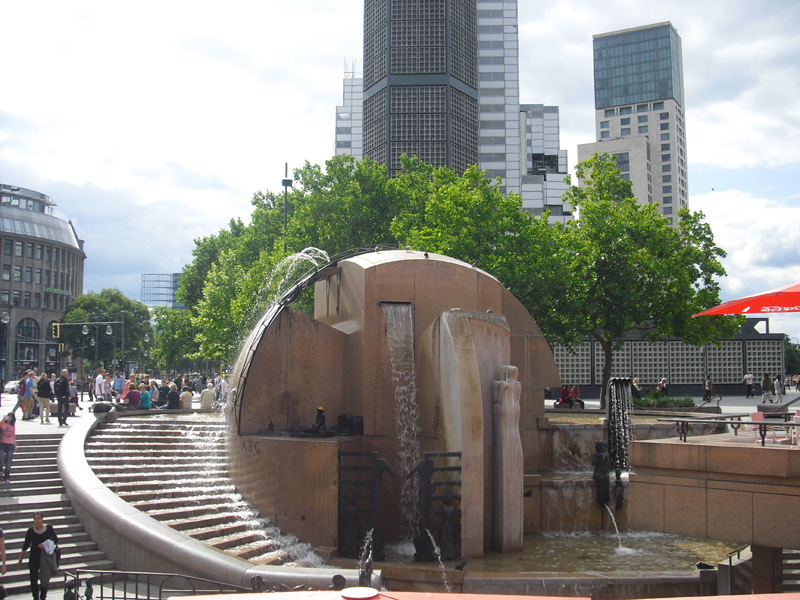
top-left (84, 415), bottom-right (304, 566)
top-left (0, 432), bottom-right (115, 598)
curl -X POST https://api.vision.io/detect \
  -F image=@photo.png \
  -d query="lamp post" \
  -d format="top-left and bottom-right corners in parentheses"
top-left (282, 163), bottom-right (292, 252)
top-left (1, 311), bottom-right (9, 380)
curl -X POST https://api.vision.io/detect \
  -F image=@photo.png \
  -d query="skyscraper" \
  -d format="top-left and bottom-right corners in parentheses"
top-left (362, 0), bottom-right (478, 176)
top-left (578, 22), bottom-right (688, 223)
top-left (336, 0), bottom-right (572, 224)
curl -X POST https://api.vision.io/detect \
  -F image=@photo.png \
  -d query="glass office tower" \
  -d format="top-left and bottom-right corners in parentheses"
top-left (579, 22), bottom-right (688, 223)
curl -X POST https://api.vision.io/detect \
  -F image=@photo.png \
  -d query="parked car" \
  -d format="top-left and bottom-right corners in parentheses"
top-left (3, 379), bottom-right (21, 394)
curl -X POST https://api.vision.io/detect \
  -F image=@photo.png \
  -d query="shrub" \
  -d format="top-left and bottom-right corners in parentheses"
top-left (634, 391), bottom-right (695, 409)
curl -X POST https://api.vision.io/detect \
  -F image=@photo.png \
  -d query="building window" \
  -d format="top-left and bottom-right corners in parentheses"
top-left (663, 207), bottom-right (673, 215)
top-left (1, 290), bottom-right (8, 305)
top-left (600, 120), bottom-right (609, 128)
top-left (662, 154), bottom-right (671, 162)
top-left (13, 266), bottom-right (21, 282)
top-left (662, 175), bottom-right (672, 183)
top-left (662, 164), bottom-right (672, 172)
top-left (3, 241), bottom-right (10, 256)
top-left (23, 292), bottom-right (31, 307)
top-left (637, 104), bottom-right (648, 113)
top-left (36, 244), bottom-right (42, 260)
top-left (24, 267), bottom-right (31, 283)
top-left (45, 247), bottom-right (50, 262)
top-left (15, 242), bottom-right (22, 257)
top-left (621, 128), bottom-right (631, 136)
top-left (660, 122), bottom-right (669, 131)
top-left (663, 196), bottom-right (673, 204)
top-left (34, 293), bottom-right (41, 308)
top-left (600, 130), bottom-right (610, 139)
top-left (663, 185), bottom-right (672, 193)
top-left (638, 125), bottom-right (648, 133)
top-left (604, 109), bottom-right (616, 117)
top-left (653, 101), bottom-right (665, 110)
top-left (2, 265), bottom-right (8, 281)
top-left (12, 291), bottom-right (20, 306)
top-left (619, 106), bottom-right (632, 115)
top-left (620, 117), bottom-right (630, 125)
top-left (43, 293), bottom-right (49, 309)
top-left (661, 133), bottom-right (670, 141)
top-left (25, 243), bottom-right (33, 258)
top-left (660, 112), bottom-right (669, 120)
top-left (661, 143), bottom-right (670, 151)
top-left (638, 115), bottom-right (648, 123)
top-left (35, 269), bottom-right (41, 284)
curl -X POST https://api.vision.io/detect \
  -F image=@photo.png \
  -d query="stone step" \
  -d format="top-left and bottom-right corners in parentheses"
top-left (2, 482), bottom-right (65, 497)
top-left (123, 487), bottom-right (237, 506)
top-left (0, 493), bottom-right (72, 515)
top-left (2, 518), bottom-right (83, 542)
top-left (161, 512), bottom-right (244, 531)
top-left (129, 492), bottom-right (241, 512)
top-left (2, 534), bottom-right (95, 553)
top-left (103, 478), bottom-right (231, 493)
top-left (97, 469), bottom-right (227, 484)
top-left (84, 448), bottom-right (223, 459)
top-left (182, 522), bottom-right (250, 541)
top-left (147, 503), bottom-right (250, 522)
top-left (204, 530), bottom-right (266, 551)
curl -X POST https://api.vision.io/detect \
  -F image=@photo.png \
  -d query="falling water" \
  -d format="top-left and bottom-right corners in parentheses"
top-left (426, 529), bottom-right (451, 593)
top-left (357, 528), bottom-right (374, 573)
top-left (603, 504), bottom-right (622, 547)
top-left (607, 378), bottom-right (634, 474)
top-left (381, 302), bottom-right (421, 539)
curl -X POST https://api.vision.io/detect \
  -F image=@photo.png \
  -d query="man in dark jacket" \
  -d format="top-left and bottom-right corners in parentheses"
top-left (54, 369), bottom-right (71, 427)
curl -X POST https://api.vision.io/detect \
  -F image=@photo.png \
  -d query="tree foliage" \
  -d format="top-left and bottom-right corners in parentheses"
top-left (537, 154), bottom-right (739, 402)
top-left (61, 289), bottom-right (153, 372)
top-left (171, 151), bottom-right (737, 381)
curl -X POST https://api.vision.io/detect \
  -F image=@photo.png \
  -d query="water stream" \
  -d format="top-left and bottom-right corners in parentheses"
top-left (381, 302), bottom-right (421, 540)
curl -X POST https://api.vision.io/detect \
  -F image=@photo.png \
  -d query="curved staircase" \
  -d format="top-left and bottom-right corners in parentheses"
top-left (84, 414), bottom-right (313, 566)
top-left (0, 430), bottom-right (115, 598)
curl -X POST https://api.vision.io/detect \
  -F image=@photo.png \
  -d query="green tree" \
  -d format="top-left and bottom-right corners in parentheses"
top-left (61, 289), bottom-right (153, 374)
top-left (785, 335), bottom-right (800, 375)
top-left (538, 153), bottom-right (739, 404)
top-left (152, 306), bottom-right (198, 372)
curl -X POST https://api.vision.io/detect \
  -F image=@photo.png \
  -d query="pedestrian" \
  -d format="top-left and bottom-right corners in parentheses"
top-left (773, 374), bottom-right (784, 404)
top-left (112, 372), bottom-right (125, 398)
top-left (53, 370), bottom-right (70, 427)
top-left (137, 384), bottom-right (151, 410)
top-left (1, 413), bottom-right (16, 483)
top-left (36, 374), bottom-right (52, 424)
top-left (166, 383), bottom-right (181, 410)
top-left (199, 382), bottom-right (216, 409)
top-left (657, 378), bottom-right (669, 396)
top-left (742, 372), bottom-right (754, 398)
top-left (17, 512), bottom-right (58, 600)
top-left (68, 379), bottom-right (80, 416)
top-left (703, 375), bottom-right (713, 403)
top-left (94, 369), bottom-right (106, 402)
top-left (23, 371), bottom-right (38, 421)
top-left (11, 376), bottom-right (26, 417)
top-left (761, 373), bottom-right (773, 404)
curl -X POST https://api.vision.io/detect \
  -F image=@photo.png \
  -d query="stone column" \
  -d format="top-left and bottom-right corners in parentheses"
top-left (492, 365), bottom-right (523, 552)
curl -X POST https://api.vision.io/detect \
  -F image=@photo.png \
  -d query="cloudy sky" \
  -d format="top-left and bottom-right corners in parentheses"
top-left (1, 1), bottom-right (798, 340)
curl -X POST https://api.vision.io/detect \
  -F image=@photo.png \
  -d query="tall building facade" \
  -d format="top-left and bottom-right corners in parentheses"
top-left (336, 0), bottom-right (572, 224)
top-left (362, 0), bottom-right (479, 176)
top-left (578, 22), bottom-right (688, 224)
top-left (0, 184), bottom-right (86, 380)
top-left (141, 273), bottom-right (185, 309)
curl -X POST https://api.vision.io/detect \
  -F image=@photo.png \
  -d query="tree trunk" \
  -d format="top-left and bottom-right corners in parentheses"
top-left (597, 336), bottom-right (613, 410)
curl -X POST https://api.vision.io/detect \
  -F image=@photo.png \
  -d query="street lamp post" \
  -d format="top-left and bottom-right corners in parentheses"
top-left (282, 163), bottom-right (292, 252)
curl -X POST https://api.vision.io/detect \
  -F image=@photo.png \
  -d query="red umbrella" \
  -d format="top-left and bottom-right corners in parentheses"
top-left (693, 282), bottom-right (800, 317)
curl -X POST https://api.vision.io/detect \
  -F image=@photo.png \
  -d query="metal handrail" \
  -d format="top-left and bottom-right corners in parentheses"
top-left (62, 568), bottom-right (312, 600)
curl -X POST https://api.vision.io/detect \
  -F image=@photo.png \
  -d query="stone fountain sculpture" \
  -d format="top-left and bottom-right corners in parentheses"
top-left (225, 250), bottom-right (559, 558)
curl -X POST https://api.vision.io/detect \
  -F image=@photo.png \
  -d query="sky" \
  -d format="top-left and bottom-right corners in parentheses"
top-left (1, 1), bottom-right (799, 341)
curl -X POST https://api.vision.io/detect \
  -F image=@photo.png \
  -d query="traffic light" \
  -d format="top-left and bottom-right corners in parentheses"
top-left (51, 322), bottom-right (60, 338)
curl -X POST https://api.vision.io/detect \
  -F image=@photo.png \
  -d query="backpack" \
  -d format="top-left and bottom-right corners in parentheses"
top-left (19, 379), bottom-right (25, 395)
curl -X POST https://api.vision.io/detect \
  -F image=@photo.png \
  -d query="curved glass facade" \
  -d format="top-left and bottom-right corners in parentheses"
top-left (0, 184), bottom-right (85, 381)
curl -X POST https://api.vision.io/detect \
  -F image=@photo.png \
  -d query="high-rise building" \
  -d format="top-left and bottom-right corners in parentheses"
top-left (141, 273), bottom-right (185, 309)
top-left (336, 0), bottom-right (572, 224)
top-left (578, 22), bottom-right (688, 224)
top-left (362, 0), bottom-right (479, 177)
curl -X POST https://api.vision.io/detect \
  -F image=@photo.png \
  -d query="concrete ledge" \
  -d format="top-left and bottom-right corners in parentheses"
top-left (58, 410), bottom-right (371, 589)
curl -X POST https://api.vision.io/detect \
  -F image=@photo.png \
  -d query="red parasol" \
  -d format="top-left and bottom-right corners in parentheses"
top-left (692, 282), bottom-right (800, 317)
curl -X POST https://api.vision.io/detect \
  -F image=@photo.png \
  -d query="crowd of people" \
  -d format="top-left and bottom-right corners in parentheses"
top-left (0, 370), bottom-right (228, 487)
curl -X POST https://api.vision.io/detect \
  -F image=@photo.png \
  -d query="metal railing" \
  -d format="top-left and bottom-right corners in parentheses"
top-left (62, 569), bottom-right (315, 600)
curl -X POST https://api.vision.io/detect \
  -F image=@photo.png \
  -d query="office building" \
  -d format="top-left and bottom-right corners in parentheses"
top-left (141, 273), bottom-right (185, 309)
top-left (578, 22), bottom-right (688, 223)
top-left (0, 184), bottom-right (86, 379)
top-left (336, 0), bottom-right (572, 223)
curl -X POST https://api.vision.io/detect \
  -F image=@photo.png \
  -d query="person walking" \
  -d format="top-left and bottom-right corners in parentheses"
top-left (18, 512), bottom-right (58, 600)
top-left (703, 375), bottom-right (713, 403)
top-left (0, 413), bottom-right (16, 483)
top-left (742, 372), bottom-right (754, 399)
top-left (53, 370), bottom-right (70, 427)
top-left (773, 374), bottom-right (784, 405)
top-left (761, 373), bottom-right (773, 404)
top-left (36, 374), bottom-right (52, 424)
top-left (22, 371), bottom-right (38, 421)
top-left (94, 368), bottom-right (106, 402)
